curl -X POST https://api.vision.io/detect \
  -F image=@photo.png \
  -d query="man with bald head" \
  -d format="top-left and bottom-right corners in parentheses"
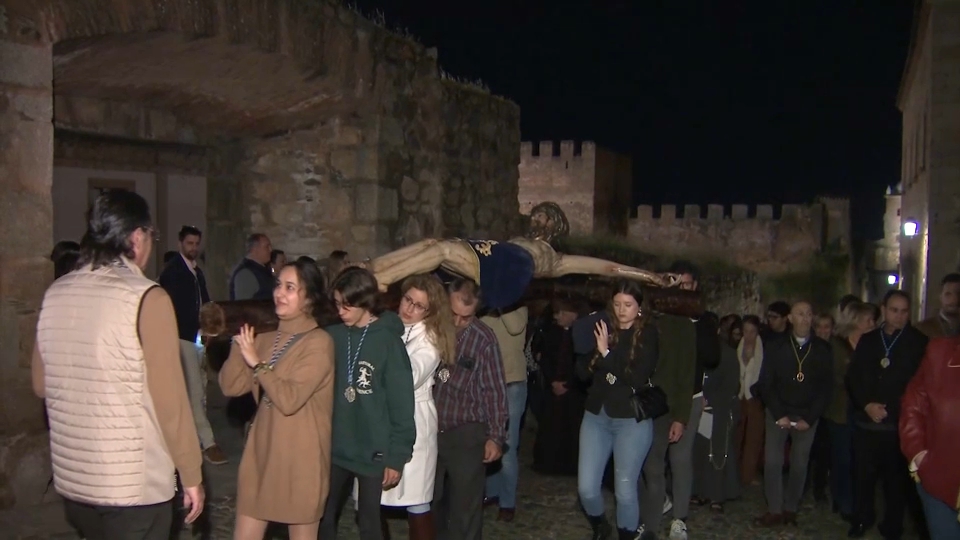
top-left (754, 301), bottom-right (834, 527)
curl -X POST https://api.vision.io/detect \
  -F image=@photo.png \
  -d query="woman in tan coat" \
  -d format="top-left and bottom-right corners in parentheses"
top-left (220, 259), bottom-right (335, 540)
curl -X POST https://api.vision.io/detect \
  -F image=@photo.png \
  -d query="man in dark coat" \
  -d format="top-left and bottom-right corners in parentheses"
top-left (159, 225), bottom-right (227, 465)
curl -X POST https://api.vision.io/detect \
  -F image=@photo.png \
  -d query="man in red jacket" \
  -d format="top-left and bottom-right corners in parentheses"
top-left (900, 336), bottom-right (960, 540)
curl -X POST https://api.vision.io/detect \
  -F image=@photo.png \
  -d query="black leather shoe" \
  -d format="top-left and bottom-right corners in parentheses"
top-left (847, 523), bottom-right (867, 538)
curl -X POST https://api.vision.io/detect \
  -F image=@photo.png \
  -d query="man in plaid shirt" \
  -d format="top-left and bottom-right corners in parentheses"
top-left (433, 278), bottom-right (508, 540)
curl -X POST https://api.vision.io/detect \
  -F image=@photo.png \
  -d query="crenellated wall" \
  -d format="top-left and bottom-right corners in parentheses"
top-left (627, 200), bottom-right (848, 276)
top-left (518, 140), bottom-right (631, 236)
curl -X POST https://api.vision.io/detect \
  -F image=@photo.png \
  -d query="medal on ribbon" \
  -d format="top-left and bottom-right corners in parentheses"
top-left (879, 324), bottom-right (902, 370)
top-left (345, 324), bottom-right (371, 403)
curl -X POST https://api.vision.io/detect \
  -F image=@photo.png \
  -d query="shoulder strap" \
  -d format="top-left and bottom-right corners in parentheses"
top-left (269, 330), bottom-right (313, 366)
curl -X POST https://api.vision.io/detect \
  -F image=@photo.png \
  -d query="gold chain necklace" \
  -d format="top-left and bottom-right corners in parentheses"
top-left (791, 338), bottom-right (812, 382)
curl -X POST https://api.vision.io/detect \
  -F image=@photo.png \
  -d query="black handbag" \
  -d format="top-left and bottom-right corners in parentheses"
top-left (629, 381), bottom-right (669, 421)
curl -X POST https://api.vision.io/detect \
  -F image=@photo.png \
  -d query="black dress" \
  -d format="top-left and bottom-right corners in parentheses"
top-left (532, 324), bottom-right (585, 476)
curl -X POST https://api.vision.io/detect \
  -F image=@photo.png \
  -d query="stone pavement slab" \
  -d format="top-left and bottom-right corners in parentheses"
top-left (2, 383), bottom-right (920, 539)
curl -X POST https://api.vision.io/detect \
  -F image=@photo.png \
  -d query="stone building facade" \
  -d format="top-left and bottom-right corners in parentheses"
top-left (0, 0), bottom-right (522, 508)
top-left (517, 140), bottom-right (632, 236)
top-left (897, 0), bottom-right (960, 319)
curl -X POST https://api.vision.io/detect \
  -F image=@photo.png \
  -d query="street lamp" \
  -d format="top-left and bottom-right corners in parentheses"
top-left (887, 274), bottom-right (898, 286)
top-left (903, 220), bottom-right (919, 237)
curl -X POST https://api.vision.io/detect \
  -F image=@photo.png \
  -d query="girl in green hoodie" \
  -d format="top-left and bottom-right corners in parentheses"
top-left (318, 267), bottom-right (416, 540)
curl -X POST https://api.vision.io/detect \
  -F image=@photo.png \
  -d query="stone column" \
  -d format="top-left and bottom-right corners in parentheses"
top-left (0, 4), bottom-right (56, 508)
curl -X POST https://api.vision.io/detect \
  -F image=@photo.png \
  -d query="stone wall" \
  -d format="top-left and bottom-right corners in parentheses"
top-left (627, 202), bottom-right (837, 276)
top-left (700, 271), bottom-right (763, 317)
top-left (438, 83), bottom-right (522, 240)
top-left (0, 0), bottom-right (523, 508)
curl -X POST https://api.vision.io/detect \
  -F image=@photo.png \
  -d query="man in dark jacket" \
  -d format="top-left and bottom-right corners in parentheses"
top-left (846, 290), bottom-right (928, 539)
top-left (755, 301), bottom-right (833, 527)
top-left (159, 225), bottom-right (227, 465)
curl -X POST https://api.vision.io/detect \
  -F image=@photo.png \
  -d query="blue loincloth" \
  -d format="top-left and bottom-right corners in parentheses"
top-left (466, 239), bottom-right (535, 310)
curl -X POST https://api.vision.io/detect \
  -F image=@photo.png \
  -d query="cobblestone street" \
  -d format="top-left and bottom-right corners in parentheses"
top-left (3, 383), bottom-right (922, 540)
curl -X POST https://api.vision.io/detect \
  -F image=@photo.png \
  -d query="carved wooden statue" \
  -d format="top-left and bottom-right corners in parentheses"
top-left (199, 203), bottom-right (692, 343)
top-left (361, 202), bottom-right (681, 309)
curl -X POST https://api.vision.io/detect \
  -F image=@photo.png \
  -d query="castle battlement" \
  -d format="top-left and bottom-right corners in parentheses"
top-left (520, 140), bottom-right (596, 160)
top-left (633, 203), bottom-right (822, 222)
top-left (623, 198), bottom-right (852, 276)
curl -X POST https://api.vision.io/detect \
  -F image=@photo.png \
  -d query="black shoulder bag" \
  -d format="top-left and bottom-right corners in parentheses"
top-left (630, 381), bottom-right (669, 421)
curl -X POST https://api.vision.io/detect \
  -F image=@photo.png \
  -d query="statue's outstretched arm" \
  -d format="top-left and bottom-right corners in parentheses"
top-left (553, 254), bottom-right (681, 288)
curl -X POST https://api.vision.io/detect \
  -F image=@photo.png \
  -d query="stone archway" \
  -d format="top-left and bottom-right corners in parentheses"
top-left (0, 0), bottom-right (521, 509)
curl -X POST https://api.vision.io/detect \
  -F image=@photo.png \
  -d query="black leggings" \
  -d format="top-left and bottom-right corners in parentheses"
top-left (318, 464), bottom-right (384, 540)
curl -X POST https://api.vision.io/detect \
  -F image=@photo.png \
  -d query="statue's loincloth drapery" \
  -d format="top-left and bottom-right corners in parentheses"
top-left (455, 239), bottom-right (535, 310)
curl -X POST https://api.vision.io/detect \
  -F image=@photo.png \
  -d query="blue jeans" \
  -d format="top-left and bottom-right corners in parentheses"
top-left (918, 483), bottom-right (960, 540)
top-left (486, 381), bottom-right (527, 509)
top-left (826, 419), bottom-right (853, 515)
top-left (578, 408), bottom-right (654, 530)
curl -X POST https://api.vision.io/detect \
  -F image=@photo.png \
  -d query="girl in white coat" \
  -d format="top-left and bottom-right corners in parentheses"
top-left (368, 274), bottom-right (457, 539)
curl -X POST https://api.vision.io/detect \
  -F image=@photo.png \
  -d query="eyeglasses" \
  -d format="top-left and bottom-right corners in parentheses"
top-left (401, 295), bottom-right (428, 313)
top-left (141, 226), bottom-right (160, 242)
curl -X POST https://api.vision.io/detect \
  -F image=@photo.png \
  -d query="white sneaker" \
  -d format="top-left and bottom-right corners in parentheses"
top-left (668, 518), bottom-right (688, 540)
top-left (662, 496), bottom-right (673, 514)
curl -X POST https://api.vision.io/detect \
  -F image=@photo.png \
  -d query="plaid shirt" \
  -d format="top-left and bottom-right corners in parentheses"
top-left (434, 318), bottom-right (508, 445)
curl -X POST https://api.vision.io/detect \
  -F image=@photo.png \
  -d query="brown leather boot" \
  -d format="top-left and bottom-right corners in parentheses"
top-left (407, 511), bottom-right (437, 540)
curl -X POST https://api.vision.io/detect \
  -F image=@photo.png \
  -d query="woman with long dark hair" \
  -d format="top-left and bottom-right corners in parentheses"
top-left (219, 259), bottom-right (336, 540)
top-left (575, 280), bottom-right (659, 540)
top-left (736, 315), bottom-right (765, 486)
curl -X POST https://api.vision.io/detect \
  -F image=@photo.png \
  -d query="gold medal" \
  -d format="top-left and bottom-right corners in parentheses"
top-left (344, 386), bottom-right (356, 402)
top-left (438, 368), bottom-right (450, 383)
top-left (791, 338), bottom-right (811, 384)
top-left (880, 357), bottom-right (891, 369)
top-left (606, 372), bottom-right (617, 384)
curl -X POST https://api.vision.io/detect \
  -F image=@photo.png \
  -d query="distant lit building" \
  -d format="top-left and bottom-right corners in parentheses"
top-left (863, 185), bottom-right (902, 303)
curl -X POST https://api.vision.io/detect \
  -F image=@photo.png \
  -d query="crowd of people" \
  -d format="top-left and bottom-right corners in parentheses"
top-left (524, 272), bottom-right (960, 540)
top-left (31, 189), bottom-right (960, 540)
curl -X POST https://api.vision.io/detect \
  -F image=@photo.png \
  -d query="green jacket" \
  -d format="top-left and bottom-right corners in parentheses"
top-left (326, 311), bottom-right (416, 476)
top-left (653, 314), bottom-right (697, 425)
top-left (824, 336), bottom-right (853, 424)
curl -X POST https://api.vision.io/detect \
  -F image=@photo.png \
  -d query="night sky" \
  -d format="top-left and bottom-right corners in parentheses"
top-left (355, 0), bottom-right (916, 241)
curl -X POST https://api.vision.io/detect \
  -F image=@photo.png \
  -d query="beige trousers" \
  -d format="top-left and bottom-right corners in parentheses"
top-left (179, 339), bottom-right (215, 449)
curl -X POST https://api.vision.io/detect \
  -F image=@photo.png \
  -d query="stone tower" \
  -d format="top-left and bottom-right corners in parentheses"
top-left (517, 141), bottom-right (632, 236)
